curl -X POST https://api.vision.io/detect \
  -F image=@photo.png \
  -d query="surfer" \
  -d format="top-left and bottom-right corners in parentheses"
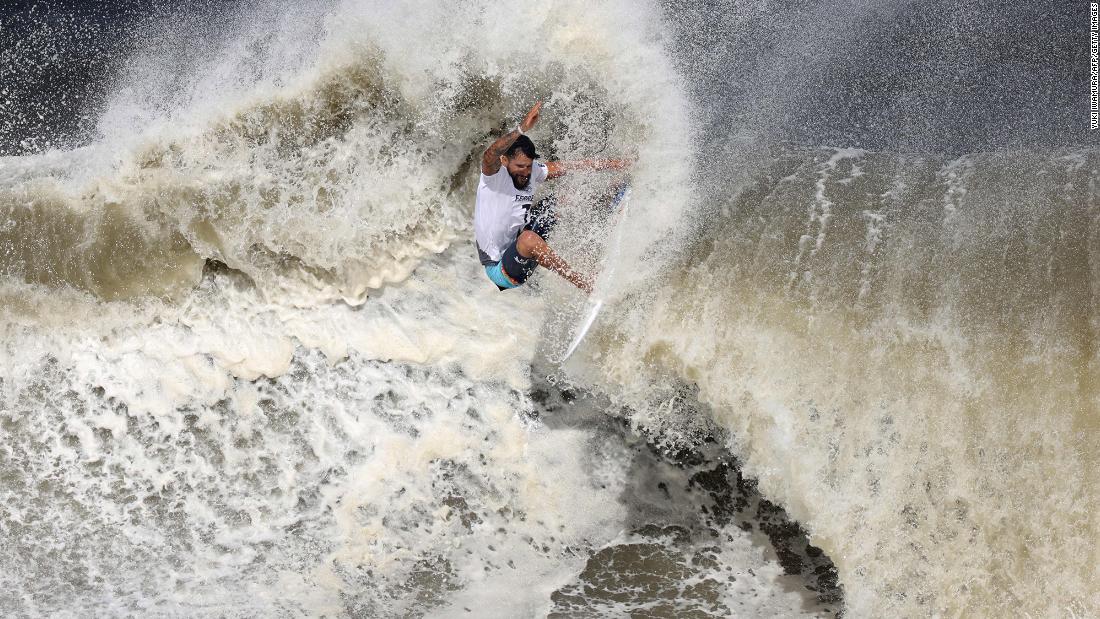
top-left (474, 101), bottom-right (630, 293)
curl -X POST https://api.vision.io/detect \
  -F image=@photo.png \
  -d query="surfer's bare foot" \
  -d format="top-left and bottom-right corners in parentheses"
top-left (549, 263), bottom-right (592, 294)
top-left (558, 270), bottom-right (594, 294)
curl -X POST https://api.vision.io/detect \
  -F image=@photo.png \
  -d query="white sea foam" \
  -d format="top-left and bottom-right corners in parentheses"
top-left (573, 145), bottom-right (1100, 617)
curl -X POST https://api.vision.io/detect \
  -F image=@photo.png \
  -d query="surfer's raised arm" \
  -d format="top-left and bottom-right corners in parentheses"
top-left (481, 101), bottom-right (543, 175)
top-left (545, 158), bottom-right (632, 180)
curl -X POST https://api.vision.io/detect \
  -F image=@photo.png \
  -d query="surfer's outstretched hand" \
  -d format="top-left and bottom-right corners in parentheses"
top-left (520, 101), bottom-right (542, 133)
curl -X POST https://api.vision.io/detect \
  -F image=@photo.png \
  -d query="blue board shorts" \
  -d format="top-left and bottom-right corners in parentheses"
top-left (485, 197), bottom-right (558, 290)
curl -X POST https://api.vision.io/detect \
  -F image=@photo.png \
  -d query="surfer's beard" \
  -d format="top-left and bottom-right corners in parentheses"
top-left (509, 172), bottom-right (529, 189)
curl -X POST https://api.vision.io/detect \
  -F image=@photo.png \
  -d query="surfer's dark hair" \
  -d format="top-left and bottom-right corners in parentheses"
top-left (504, 135), bottom-right (540, 160)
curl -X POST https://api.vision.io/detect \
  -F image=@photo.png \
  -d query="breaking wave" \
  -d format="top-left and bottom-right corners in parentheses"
top-left (1, 0), bottom-right (1096, 616)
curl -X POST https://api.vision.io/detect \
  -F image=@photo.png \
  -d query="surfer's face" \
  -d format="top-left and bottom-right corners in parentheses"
top-left (501, 153), bottom-right (533, 189)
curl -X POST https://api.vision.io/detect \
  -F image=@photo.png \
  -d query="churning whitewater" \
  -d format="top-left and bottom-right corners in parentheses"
top-left (1, 0), bottom-right (1097, 617)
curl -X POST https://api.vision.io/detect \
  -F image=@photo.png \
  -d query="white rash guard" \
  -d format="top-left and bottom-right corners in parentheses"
top-left (473, 162), bottom-right (549, 264)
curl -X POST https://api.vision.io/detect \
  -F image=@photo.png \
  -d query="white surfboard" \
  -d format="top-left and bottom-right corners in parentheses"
top-left (559, 185), bottom-right (629, 362)
top-left (561, 299), bottom-right (603, 361)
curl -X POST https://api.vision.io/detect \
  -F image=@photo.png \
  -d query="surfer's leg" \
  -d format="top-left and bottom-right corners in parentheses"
top-left (513, 230), bottom-right (593, 293)
top-left (512, 195), bottom-right (592, 291)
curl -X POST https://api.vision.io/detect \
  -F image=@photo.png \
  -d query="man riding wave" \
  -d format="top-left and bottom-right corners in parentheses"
top-left (474, 101), bottom-right (630, 293)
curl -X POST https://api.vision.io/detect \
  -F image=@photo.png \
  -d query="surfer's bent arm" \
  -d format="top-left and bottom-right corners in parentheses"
top-left (545, 159), bottom-right (631, 180)
top-left (482, 101), bottom-right (544, 176)
top-left (481, 129), bottom-right (523, 175)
